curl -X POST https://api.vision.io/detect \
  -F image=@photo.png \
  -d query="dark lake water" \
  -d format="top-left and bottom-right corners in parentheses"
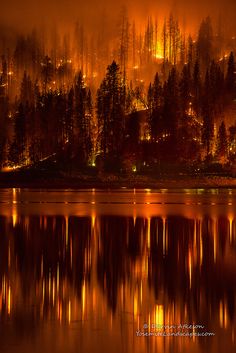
top-left (0, 188), bottom-right (236, 353)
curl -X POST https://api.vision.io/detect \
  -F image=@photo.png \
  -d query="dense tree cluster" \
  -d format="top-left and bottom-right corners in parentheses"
top-left (0, 15), bottom-right (236, 174)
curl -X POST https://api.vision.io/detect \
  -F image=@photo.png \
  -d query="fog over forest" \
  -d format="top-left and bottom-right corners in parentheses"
top-left (1, 0), bottom-right (236, 32)
top-left (1, 0), bottom-right (236, 174)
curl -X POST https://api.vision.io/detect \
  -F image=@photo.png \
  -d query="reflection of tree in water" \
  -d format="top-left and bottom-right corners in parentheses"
top-left (96, 215), bottom-right (236, 326)
top-left (0, 216), bottom-right (8, 278)
top-left (0, 215), bottom-right (92, 332)
top-left (96, 216), bottom-right (157, 311)
top-left (97, 216), bottom-right (130, 312)
top-left (127, 217), bottom-right (148, 258)
top-left (69, 216), bottom-right (92, 293)
top-left (12, 216), bottom-right (91, 288)
top-left (0, 214), bottom-right (235, 339)
top-left (155, 216), bottom-right (235, 338)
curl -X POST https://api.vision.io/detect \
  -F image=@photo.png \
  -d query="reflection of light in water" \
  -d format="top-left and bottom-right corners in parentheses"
top-left (52, 279), bottom-right (55, 306)
top-left (194, 220), bottom-right (197, 248)
top-left (161, 189), bottom-right (168, 193)
top-left (70, 237), bottom-right (73, 268)
top-left (141, 257), bottom-right (149, 278)
top-left (92, 289), bottom-right (97, 311)
top-left (224, 301), bottom-right (228, 329)
top-left (91, 213), bottom-right (96, 229)
top-left (57, 263), bottom-right (60, 292)
top-left (147, 217), bottom-right (150, 250)
top-left (188, 250), bottom-right (192, 289)
top-left (8, 243), bottom-right (11, 268)
top-left (84, 247), bottom-right (91, 273)
top-left (65, 216), bottom-right (69, 248)
top-left (200, 220), bottom-right (203, 266)
top-left (120, 283), bottom-right (124, 308)
top-left (12, 211), bottom-right (17, 227)
top-left (42, 279), bottom-right (45, 304)
top-left (134, 291), bottom-right (138, 319)
top-left (229, 216), bottom-right (233, 244)
top-left (2, 276), bottom-right (5, 301)
top-left (68, 300), bottom-right (71, 324)
top-left (184, 303), bottom-right (188, 320)
top-left (7, 286), bottom-right (11, 315)
top-left (192, 323), bottom-right (196, 342)
top-left (213, 218), bottom-right (217, 263)
top-left (58, 300), bottom-right (62, 322)
top-left (41, 256), bottom-right (44, 278)
top-left (211, 189), bottom-right (219, 195)
top-left (155, 305), bottom-right (164, 327)
top-left (82, 280), bottom-right (86, 320)
top-left (49, 272), bottom-right (51, 298)
top-left (162, 217), bottom-right (167, 256)
top-left (165, 221), bottom-right (168, 255)
top-left (140, 281), bottom-right (143, 305)
top-left (25, 216), bottom-right (29, 231)
top-left (219, 300), bottom-right (228, 329)
top-left (1, 210), bottom-right (236, 352)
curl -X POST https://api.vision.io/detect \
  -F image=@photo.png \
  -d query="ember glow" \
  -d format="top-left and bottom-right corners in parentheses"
top-left (0, 10), bottom-right (236, 213)
top-left (0, 0), bottom-right (236, 175)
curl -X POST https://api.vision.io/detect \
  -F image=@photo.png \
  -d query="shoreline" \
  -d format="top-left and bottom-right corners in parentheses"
top-left (0, 173), bottom-right (236, 189)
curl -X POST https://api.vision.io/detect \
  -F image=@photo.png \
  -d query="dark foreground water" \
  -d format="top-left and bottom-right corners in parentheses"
top-left (0, 188), bottom-right (235, 353)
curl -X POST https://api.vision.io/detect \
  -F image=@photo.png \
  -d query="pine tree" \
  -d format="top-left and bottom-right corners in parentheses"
top-left (85, 89), bottom-right (93, 163)
top-left (161, 68), bottom-right (180, 161)
top-left (216, 121), bottom-right (228, 164)
top-left (119, 7), bottom-right (130, 78)
top-left (163, 67), bottom-right (180, 136)
top-left (193, 60), bottom-right (201, 118)
top-left (187, 35), bottom-right (194, 69)
top-left (209, 60), bottom-right (224, 113)
top-left (74, 72), bottom-right (93, 164)
top-left (147, 73), bottom-right (162, 140)
top-left (54, 91), bottom-right (67, 151)
top-left (202, 70), bottom-right (214, 157)
top-left (9, 103), bottom-right (26, 165)
top-left (197, 17), bottom-right (213, 70)
top-left (179, 64), bottom-right (192, 120)
top-left (20, 71), bottom-right (34, 106)
top-left (228, 125), bottom-right (236, 162)
top-left (226, 52), bottom-right (235, 94)
top-left (97, 61), bottom-right (125, 162)
top-left (0, 94), bottom-right (8, 168)
top-left (65, 88), bottom-right (74, 157)
top-left (41, 56), bottom-right (54, 93)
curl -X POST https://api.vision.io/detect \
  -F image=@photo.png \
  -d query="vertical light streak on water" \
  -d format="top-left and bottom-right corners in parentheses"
top-left (213, 218), bottom-right (217, 263)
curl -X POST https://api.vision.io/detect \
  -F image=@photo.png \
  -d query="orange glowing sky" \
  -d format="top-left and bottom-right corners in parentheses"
top-left (0, 0), bottom-right (236, 33)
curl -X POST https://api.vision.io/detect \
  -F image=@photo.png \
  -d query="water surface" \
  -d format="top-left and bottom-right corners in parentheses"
top-left (0, 188), bottom-right (235, 353)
